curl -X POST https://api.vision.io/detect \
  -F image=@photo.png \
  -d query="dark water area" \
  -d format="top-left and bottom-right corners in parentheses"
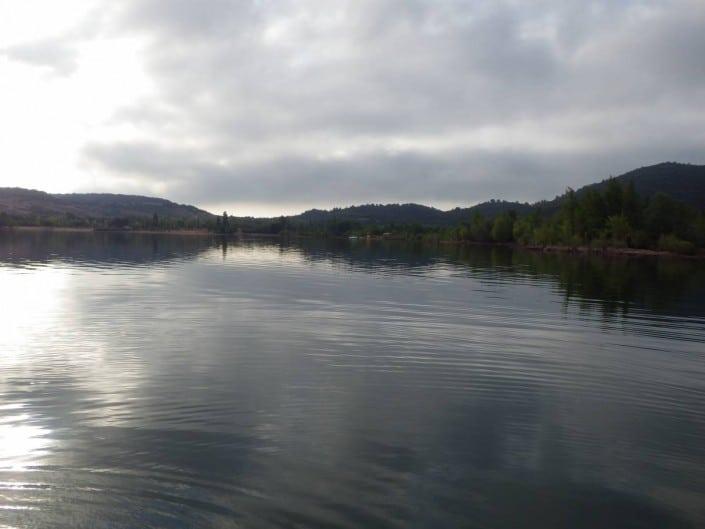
top-left (1, 230), bottom-right (704, 528)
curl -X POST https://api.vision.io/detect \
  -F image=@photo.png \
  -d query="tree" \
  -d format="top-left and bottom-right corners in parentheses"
top-left (692, 214), bottom-right (705, 247)
top-left (222, 211), bottom-right (230, 233)
top-left (470, 212), bottom-right (490, 242)
top-left (622, 180), bottom-right (641, 227)
top-left (645, 193), bottom-right (676, 237)
top-left (491, 213), bottom-right (514, 242)
top-left (562, 188), bottom-right (577, 236)
top-left (578, 189), bottom-right (606, 240)
top-left (109, 217), bottom-right (129, 229)
top-left (603, 178), bottom-right (623, 216)
top-left (513, 217), bottom-right (534, 245)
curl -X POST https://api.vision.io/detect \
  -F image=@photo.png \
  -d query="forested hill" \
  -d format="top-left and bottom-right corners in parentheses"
top-left (575, 162), bottom-right (705, 208)
top-left (296, 203), bottom-right (448, 225)
top-left (288, 162), bottom-right (705, 227)
top-left (1, 162), bottom-right (703, 230)
top-left (0, 188), bottom-right (214, 226)
top-left (274, 162), bottom-right (705, 254)
top-left (291, 200), bottom-right (533, 227)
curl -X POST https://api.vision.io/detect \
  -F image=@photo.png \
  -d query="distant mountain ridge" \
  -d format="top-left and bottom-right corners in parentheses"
top-left (1, 162), bottom-right (703, 227)
top-left (291, 200), bottom-right (534, 227)
top-left (0, 188), bottom-right (214, 221)
top-left (574, 162), bottom-right (705, 205)
top-left (287, 162), bottom-right (705, 226)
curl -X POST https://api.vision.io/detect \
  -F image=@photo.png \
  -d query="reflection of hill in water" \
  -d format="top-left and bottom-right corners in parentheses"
top-left (2, 231), bottom-right (703, 317)
top-left (0, 230), bottom-right (215, 267)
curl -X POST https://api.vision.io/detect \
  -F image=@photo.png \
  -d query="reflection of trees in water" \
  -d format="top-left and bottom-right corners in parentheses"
top-left (0, 230), bottom-right (215, 266)
top-left (2, 232), bottom-right (703, 316)
top-left (516, 252), bottom-right (704, 316)
top-left (1, 233), bottom-right (702, 527)
top-left (289, 239), bottom-right (705, 317)
top-left (446, 243), bottom-right (705, 316)
top-left (499, 249), bottom-right (705, 317)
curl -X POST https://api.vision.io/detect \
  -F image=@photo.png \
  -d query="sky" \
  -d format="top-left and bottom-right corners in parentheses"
top-left (1, 0), bottom-right (704, 217)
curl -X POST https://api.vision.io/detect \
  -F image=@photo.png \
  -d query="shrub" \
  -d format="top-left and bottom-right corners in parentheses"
top-left (534, 223), bottom-right (561, 246)
top-left (513, 218), bottom-right (535, 245)
top-left (590, 238), bottom-right (610, 250)
top-left (658, 234), bottom-right (696, 255)
top-left (630, 230), bottom-right (650, 249)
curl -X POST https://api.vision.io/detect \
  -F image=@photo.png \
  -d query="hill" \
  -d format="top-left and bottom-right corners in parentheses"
top-left (0, 188), bottom-right (214, 225)
top-left (295, 203), bottom-right (448, 226)
top-left (444, 200), bottom-right (535, 223)
top-left (289, 200), bottom-right (533, 227)
top-left (577, 162), bottom-right (705, 208)
top-left (284, 162), bottom-right (705, 228)
top-left (1, 162), bottom-right (703, 230)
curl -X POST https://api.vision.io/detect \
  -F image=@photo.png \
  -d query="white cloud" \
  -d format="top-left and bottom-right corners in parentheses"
top-left (1, 0), bottom-right (704, 215)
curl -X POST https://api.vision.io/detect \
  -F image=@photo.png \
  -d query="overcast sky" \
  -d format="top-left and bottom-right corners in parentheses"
top-left (1, 0), bottom-right (704, 216)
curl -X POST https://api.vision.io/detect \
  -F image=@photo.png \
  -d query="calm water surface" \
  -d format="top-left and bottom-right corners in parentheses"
top-left (1, 231), bottom-right (704, 528)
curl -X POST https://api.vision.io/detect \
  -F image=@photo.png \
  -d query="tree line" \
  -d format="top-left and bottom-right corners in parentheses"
top-left (0, 211), bottom-right (206, 231)
top-left (507, 180), bottom-right (704, 254)
top-left (248, 180), bottom-right (704, 255)
top-left (3, 179), bottom-right (703, 255)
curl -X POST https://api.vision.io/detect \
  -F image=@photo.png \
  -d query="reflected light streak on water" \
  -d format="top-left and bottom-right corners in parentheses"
top-left (0, 231), bottom-right (704, 528)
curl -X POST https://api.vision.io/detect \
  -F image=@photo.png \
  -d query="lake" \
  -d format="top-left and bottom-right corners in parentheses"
top-left (1, 230), bottom-right (704, 528)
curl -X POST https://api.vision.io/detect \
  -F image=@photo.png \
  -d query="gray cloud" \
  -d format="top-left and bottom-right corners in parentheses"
top-left (3, 37), bottom-right (79, 75)
top-left (84, 133), bottom-right (705, 211)
top-left (70, 0), bottom-right (705, 213)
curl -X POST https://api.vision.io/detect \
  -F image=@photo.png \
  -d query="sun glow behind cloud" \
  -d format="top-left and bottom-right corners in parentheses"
top-left (0, 0), bottom-right (153, 194)
top-left (1, 0), bottom-right (704, 215)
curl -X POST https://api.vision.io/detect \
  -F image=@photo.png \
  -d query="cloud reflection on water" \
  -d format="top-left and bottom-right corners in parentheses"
top-left (0, 231), bottom-right (703, 528)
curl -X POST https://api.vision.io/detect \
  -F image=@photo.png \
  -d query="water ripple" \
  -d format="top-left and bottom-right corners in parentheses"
top-left (1, 233), bottom-right (704, 528)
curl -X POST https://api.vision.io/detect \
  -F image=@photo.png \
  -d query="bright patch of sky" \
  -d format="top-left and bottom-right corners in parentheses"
top-left (1, 0), bottom-right (704, 216)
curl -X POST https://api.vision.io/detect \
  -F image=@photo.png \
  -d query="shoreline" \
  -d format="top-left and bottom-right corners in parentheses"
top-left (2, 226), bottom-right (703, 259)
top-left (438, 239), bottom-right (705, 259)
top-left (361, 236), bottom-right (705, 259)
top-left (521, 244), bottom-right (704, 260)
